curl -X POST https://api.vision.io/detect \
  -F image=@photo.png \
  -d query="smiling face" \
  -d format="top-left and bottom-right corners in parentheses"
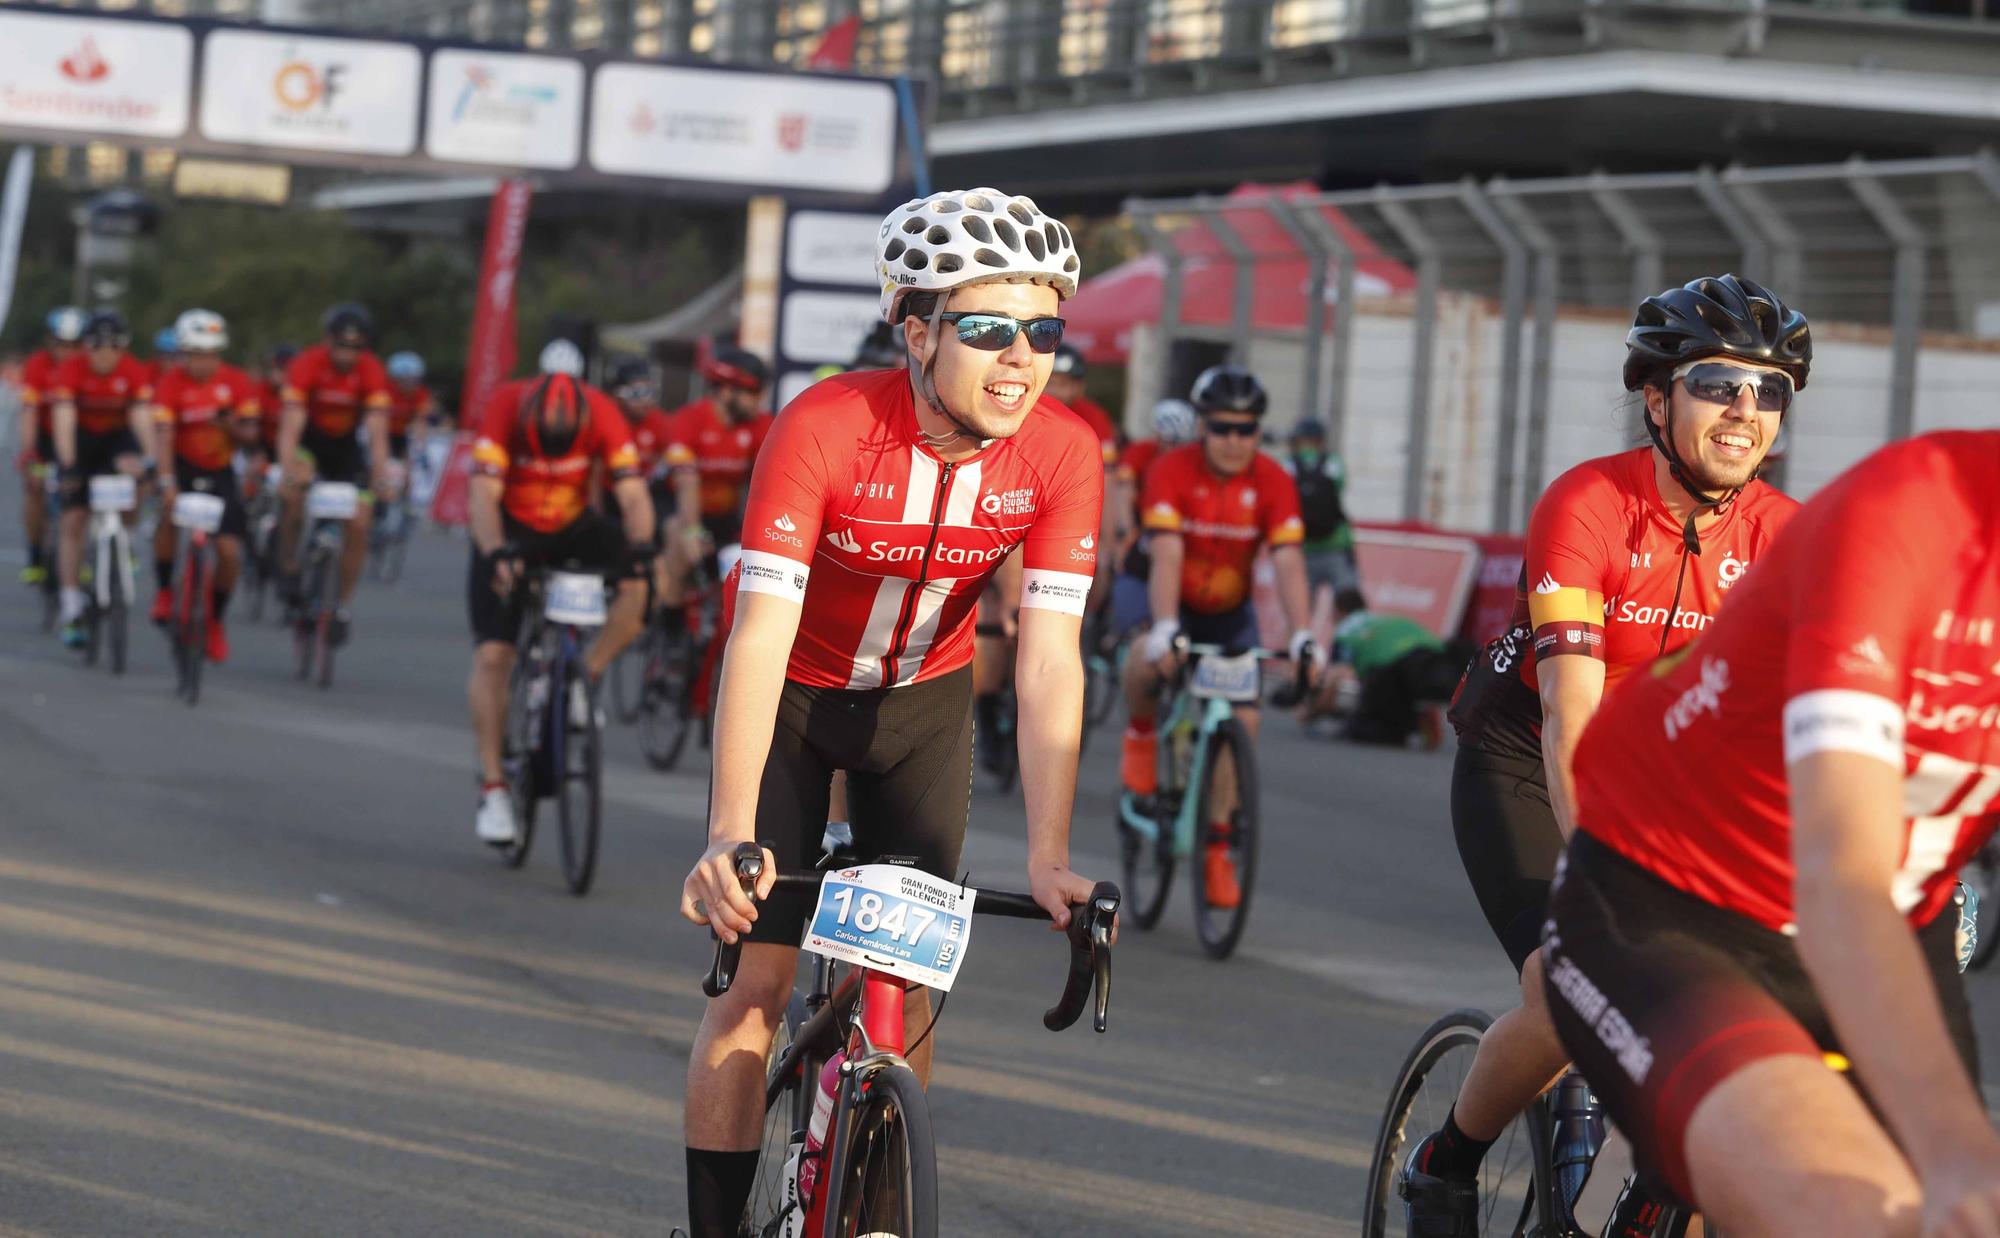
top-left (1645, 359), bottom-right (1787, 493)
top-left (1200, 412), bottom-right (1262, 477)
top-left (904, 282), bottom-right (1059, 442)
top-left (184, 350), bottom-right (220, 381)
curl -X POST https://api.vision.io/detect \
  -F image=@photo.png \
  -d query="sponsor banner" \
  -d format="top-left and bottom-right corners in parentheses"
top-left (200, 29), bottom-right (420, 156)
top-left (172, 157), bottom-right (291, 205)
top-left (0, 148), bottom-right (33, 339)
top-left (0, 13), bottom-right (192, 139)
top-left (427, 432), bottom-right (476, 528)
top-left (1351, 528), bottom-right (1482, 638)
top-left (588, 63), bottom-right (896, 194)
top-left (785, 210), bottom-right (879, 286)
top-left (1462, 533), bottom-right (1524, 646)
top-left (452, 177), bottom-right (533, 512)
top-left (779, 289), bottom-right (879, 366)
top-left (425, 48), bottom-right (583, 170)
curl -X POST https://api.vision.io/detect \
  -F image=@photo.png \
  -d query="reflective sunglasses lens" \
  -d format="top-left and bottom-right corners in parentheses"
top-left (952, 315), bottom-right (1019, 351)
top-left (1685, 365), bottom-right (1792, 413)
top-left (1023, 319), bottom-right (1066, 354)
top-left (1206, 420), bottom-right (1259, 438)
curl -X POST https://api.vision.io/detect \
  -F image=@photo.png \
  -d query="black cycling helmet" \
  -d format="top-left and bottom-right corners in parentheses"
top-left (852, 321), bottom-right (906, 370)
top-left (521, 373), bottom-right (586, 459)
top-left (83, 309), bottom-right (129, 348)
top-left (1189, 364), bottom-right (1268, 417)
top-left (268, 342), bottom-right (298, 370)
top-left (605, 355), bottom-right (654, 393)
top-left (321, 302), bottom-right (374, 347)
top-left (1051, 343), bottom-right (1087, 379)
top-left (1290, 417), bottom-right (1327, 441)
top-left (1621, 274), bottom-right (1811, 394)
top-left (700, 342), bottom-right (770, 392)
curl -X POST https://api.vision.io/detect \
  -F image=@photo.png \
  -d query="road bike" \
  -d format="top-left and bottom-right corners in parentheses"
top-left (498, 563), bottom-right (610, 896)
top-left (367, 458), bottom-right (413, 583)
top-left (629, 569), bottom-right (722, 772)
top-left (32, 463), bottom-right (60, 632)
top-left (1078, 611), bottom-right (1126, 755)
top-left (242, 463), bottom-right (282, 622)
top-left (293, 481), bottom-right (360, 688)
top-left (705, 841), bottom-right (1118, 1238)
top-left (1960, 838), bottom-right (2000, 970)
top-left (80, 473), bottom-right (138, 675)
top-left (165, 486), bottom-right (226, 706)
top-left (1116, 642), bottom-right (1301, 959)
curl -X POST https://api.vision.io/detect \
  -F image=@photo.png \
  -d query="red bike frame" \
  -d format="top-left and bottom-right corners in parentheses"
top-left (800, 964), bottom-right (912, 1235)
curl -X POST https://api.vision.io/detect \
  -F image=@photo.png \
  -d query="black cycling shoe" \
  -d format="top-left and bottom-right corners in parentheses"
top-left (1399, 1133), bottom-right (1479, 1238)
top-left (328, 609), bottom-right (351, 647)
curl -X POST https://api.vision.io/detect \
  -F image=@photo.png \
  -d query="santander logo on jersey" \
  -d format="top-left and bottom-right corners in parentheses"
top-left (826, 528), bottom-right (862, 554)
top-left (765, 513), bottom-right (803, 548)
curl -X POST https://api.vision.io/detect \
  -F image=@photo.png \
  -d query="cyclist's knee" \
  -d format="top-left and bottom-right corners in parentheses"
top-left (705, 946), bottom-right (798, 1021)
top-left (473, 641), bottom-right (515, 676)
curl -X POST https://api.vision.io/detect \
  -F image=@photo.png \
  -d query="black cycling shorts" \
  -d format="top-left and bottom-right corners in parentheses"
top-left (738, 666), bottom-right (974, 947)
top-left (76, 427), bottom-right (140, 479)
top-left (301, 429), bottom-right (368, 486)
top-left (1543, 832), bottom-right (1978, 1206)
top-left (173, 465), bottom-right (249, 541)
top-left (1451, 745), bottom-right (1561, 974)
top-left (467, 511), bottom-right (628, 646)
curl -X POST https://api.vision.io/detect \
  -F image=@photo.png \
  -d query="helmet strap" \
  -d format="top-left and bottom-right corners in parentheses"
top-left (913, 299), bottom-right (992, 451)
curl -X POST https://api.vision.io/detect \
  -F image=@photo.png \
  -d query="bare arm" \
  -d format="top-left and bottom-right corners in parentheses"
top-left (130, 400), bottom-right (156, 462)
top-left (669, 468), bottom-right (701, 544)
top-left (1014, 606), bottom-right (1099, 926)
top-left (468, 476), bottom-right (506, 557)
top-left (611, 475), bottom-right (656, 547)
top-left (1147, 532), bottom-right (1184, 627)
top-left (1537, 655), bottom-right (1607, 839)
top-left (53, 400), bottom-right (76, 469)
top-left (365, 408), bottom-right (389, 488)
top-left (278, 401), bottom-right (305, 474)
top-left (154, 421), bottom-right (175, 487)
top-left (1269, 542), bottom-right (1313, 634)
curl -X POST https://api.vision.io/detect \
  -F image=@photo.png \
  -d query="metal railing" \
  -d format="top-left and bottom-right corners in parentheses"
top-left (1121, 151), bottom-right (2000, 530)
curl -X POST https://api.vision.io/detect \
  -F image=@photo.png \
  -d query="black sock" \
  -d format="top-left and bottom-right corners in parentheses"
top-left (661, 604), bottom-right (686, 633)
top-left (1425, 1105), bottom-right (1494, 1177)
top-left (27, 542), bottom-right (42, 569)
top-left (213, 587), bottom-right (232, 621)
top-left (974, 691), bottom-right (1000, 734)
top-left (685, 1147), bottom-right (760, 1238)
top-left (155, 558), bottom-right (173, 590)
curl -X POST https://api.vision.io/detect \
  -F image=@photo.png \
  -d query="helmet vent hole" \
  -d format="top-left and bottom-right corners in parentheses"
top-left (934, 200), bottom-right (962, 213)
top-left (993, 219), bottom-right (1020, 251)
top-left (934, 253), bottom-right (963, 274)
top-left (962, 216), bottom-right (993, 243)
top-left (883, 239), bottom-right (906, 262)
top-left (902, 216), bottom-right (928, 235)
top-left (973, 247), bottom-right (1008, 268)
top-left (1023, 230), bottom-right (1047, 262)
top-left (964, 193), bottom-right (993, 213)
top-left (1063, 254), bottom-right (1080, 273)
top-left (903, 250), bottom-right (930, 271)
top-left (1006, 201), bottom-right (1036, 227)
top-left (925, 225), bottom-right (951, 246)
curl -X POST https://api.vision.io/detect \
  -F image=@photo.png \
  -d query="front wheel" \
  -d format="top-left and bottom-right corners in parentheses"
top-left (1116, 795), bottom-right (1175, 931)
top-left (739, 992), bottom-right (815, 1238)
top-left (499, 631), bottom-right (547, 871)
top-left (823, 1061), bottom-right (938, 1238)
top-left (556, 661), bottom-right (602, 896)
top-left (1190, 716), bottom-right (1258, 959)
top-left (638, 628), bottom-right (696, 772)
top-left (105, 539), bottom-right (128, 676)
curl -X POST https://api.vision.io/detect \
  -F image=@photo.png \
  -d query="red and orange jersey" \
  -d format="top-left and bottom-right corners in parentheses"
top-left (153, 363), bottom-right (261, 472)
top-left (52, 352), bottom-right (153, 436)
top-left (1063, 395), bottom-right (1120, 465)
top-left (663, 398), bottom-right (775, 518)
top-left (282, 344), bottom-right (391, 440)
top-left (1579, 431), bottom-right (2000, 934)
top-left (472, 377), bottom-right (641, 534)
top-left (18, 348), bottom-right (71, 434)
top-left (1139, 445), bottom-right (1303, 614)
top-left (384, 382), bottom-right (436, 438)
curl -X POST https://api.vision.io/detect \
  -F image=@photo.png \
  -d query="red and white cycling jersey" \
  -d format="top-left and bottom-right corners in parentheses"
top-left (1577, 431), bottom-right (2000, 933)
top-left (736, 369), bottom-right (1103, 690)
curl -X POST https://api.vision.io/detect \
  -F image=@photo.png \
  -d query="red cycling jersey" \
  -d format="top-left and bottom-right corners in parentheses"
top-left (18, 348), bottom-right (69, 436)
top-left (1116, 439), bottom-right (1163, 491)
top-left (1577, 430), bottom-right (2000, 934)
top-left (1450, 446), bottom-right (1799, 758)
top-left (52, 352), bottom-right (153, 436)
top-left (153, 363), bottom-right (261, 473)
top-left (631, 406), bottom-right (678, 475)
top-left (734, 369), bottom-right (1102, 690)
top-left (664, 398), bottom-right (774, 519)
top-left (1065, 395), bottom-right (1121, 465)
top-left (283, 344), bottom-right (391, 440)
top-left (1139, 445), bottom-right (1304, 614)
top-left (385, 382), bottom-right (435, 438)
top-left (472, 378), bottom-right (641, 534)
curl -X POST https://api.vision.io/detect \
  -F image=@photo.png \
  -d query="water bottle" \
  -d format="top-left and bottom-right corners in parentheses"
top-left (1549, 1072), bottom-right (1602, 1215)
top-left (796, 1050), bottom-right (845, 1208)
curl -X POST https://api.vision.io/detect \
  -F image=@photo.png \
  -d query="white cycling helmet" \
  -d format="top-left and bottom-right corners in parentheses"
top-left (877, 187), bottom-right (1081, 324)
top-left (538, 338), bottom-right (585, 377)
top-left (174, 308), bottom-right (228, 354)
top-left (1152, 398), bottom-right (1199, 446)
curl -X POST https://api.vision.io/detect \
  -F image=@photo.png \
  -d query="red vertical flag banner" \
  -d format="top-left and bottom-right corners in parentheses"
top-left (434, 177), bottom-right (532, 526)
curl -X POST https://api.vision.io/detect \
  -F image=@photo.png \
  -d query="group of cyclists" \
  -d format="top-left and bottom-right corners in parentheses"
top-left (10, 180), bottom-right (1997, 1238)
top-left (12, 299), bottom-right (440, 664)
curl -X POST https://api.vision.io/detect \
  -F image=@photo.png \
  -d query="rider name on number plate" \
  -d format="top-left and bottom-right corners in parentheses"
top-left (802, 865), bottom-right (976, 992)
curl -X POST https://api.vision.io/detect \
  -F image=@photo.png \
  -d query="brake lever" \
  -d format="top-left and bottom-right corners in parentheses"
top-left (1088, 892), bottom-right (1117, 1034)
top-left (700, 842), bottom-right (765, 998)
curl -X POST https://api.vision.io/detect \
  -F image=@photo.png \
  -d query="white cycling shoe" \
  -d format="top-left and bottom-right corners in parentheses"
top-left (475, 786), bottom-right (517, 845)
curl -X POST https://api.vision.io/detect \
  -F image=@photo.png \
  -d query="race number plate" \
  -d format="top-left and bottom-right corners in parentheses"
top-left (306, 482), bottom-right (361, 521)
top-left (1190, 650), bottom-right (1262, 702)
top-left (88, 475), bottom-right (136, 513)
top-left (544, 571), bottom-right (608, 626)
top-left (171, 492), bottom-right (226, 533)
top-left (802, 865), bottom-right (976, 992)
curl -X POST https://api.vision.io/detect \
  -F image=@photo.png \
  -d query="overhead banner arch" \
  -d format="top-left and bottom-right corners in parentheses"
top-left (0, 2), bottom-right (924, 210)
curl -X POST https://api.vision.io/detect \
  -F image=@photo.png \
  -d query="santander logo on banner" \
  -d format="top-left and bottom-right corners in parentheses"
top-left (0, 14), bottom-right (192, 138)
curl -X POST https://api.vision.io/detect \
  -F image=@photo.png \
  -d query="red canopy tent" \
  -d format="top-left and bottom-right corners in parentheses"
top-left (1064, 183), bottom-right (1419, 365)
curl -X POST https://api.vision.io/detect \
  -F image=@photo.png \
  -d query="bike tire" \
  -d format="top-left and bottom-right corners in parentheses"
top-left (609, 636), bottom-right (644, 725)
top-left (556, 662), bottom-right (602, 896)
top-left (500, 638), bottom-right (543, 870)
top-left (1360, 1009), bottom-right (1543, 1238)
top-left (385, 514), bottom-right (409, 583)
top-left (821, 1061), bottom-right (938, 1238)
top-left (1191, 716), bottom-right (1258, 959)
top-left (313, 550), bottom-right (339, 689)
top-left (638, 631), bottom-right (696, 772)
top-left (739, 992), bottom-right (815, 1238)
top-left (987, 694), bottom-right (1020, 793)
top-left (1968, 849), bottom-right (2000, 970)
top-left (106, 541), bottom-right (128, 676)
top-left (181, 550), bottom-right (210, 707)
top-left (1117, 795), bottom-right (1175, 931)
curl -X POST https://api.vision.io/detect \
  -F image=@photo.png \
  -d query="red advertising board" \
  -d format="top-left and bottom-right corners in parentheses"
top-left (428, 432), bottom-right (475, 528)
top-left (438, 177), bottom-right (529, 526)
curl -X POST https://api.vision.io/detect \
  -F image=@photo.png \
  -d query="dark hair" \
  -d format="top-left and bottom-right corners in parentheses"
top-left (901, 291), bottom-right (943, 323)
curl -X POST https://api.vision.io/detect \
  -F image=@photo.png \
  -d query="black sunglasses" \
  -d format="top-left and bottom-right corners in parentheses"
top-left (938, 312), bottom-right (1066, 354)
top-left (1204, 418), bottom-right (1261, 439)
top-left (1675, 361), bottom-right (1794, 414)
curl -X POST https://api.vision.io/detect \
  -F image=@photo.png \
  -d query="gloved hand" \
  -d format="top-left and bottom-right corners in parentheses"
top-left (1142, 617), bottom-right (1181, 665)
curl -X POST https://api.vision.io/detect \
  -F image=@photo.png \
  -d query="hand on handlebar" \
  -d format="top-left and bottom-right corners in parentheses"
top-left (681, 838), bottom-right (777, 944)
top-left (1029, 864), bottom-right (1115, 942)
top-left (489, 544), bottom-right (523, 598)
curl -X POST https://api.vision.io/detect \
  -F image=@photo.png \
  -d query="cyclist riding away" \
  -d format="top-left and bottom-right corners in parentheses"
top-left (50, 310), bottom-right (154, 648)
top-left (275, 303), bottom-right (391, 646)
top-left (1545, 427), bottom-right (2000, 1237)
top-left (383, 351), bottom-right (435, 469)
top-left (16, 306), bottom-right (87, 587)
top-left (1107, 396), bottom-right (1200, 637)
top-left (657, 341), bottom-right (772, 631)
top-left (148, 310), bottom-right (261, 663)
top-left (143, 326), bottom-right (178, 389)
top-left (1118, 364), bottom-right (1317, 909)
top-left (1401, 274), bottom-right (1808, 1237)
top-left (675, 186), bottom-right (1108, 1238)
top-left (466, 345), bottom-right (656, 846)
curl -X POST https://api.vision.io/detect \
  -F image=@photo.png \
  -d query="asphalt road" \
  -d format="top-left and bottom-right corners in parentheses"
top-left (1, 476), bottom-right (1996, 1237)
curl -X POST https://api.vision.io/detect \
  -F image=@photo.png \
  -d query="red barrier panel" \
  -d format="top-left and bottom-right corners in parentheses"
top-left (428, 431), bottom-right (475, 527)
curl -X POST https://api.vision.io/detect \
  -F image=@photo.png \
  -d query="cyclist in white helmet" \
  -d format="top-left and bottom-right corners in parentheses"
top-left (675, 187), bottom-right (1109, 1238)
top-left (1105, 397), bottom-right (1200, 639)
